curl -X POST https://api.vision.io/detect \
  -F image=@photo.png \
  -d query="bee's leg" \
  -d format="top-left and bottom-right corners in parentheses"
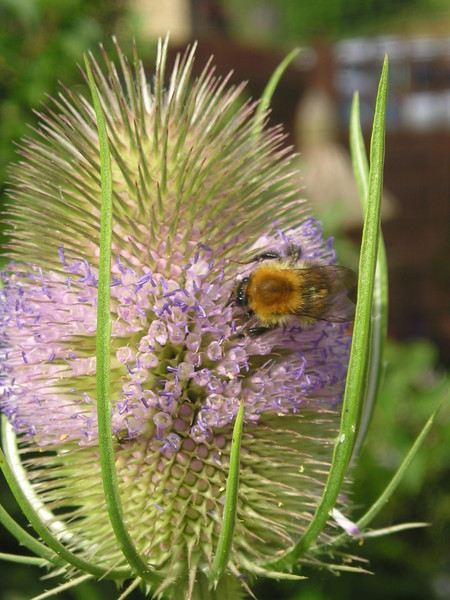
top-left (230, 323), bottom-right (273, 339)
top-left (234, 243), bottom-right (302, 266)
top-left (245, 325), bottom-right (275, 337)
top-left (236, 250), bottom-right (282, 265)
top-left (286, 243), bottom-right (302, 262)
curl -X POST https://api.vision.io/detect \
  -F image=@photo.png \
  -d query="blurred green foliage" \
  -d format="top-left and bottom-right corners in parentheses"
top-left (0, 0), bottom-right (129, 196)
top-left (224, 0), bottom-right (450, 46)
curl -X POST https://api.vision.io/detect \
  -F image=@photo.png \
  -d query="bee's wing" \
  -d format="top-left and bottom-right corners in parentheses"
top-left (294, 265), bottom-right (357, 323)
top-left (320, 297), bottom-right (356, 323)
top-left (323, 265), bottom-right (357, 321)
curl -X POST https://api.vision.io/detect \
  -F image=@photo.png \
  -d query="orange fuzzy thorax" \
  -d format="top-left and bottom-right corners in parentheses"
top-left (245, 262), bottom-right (310, 326)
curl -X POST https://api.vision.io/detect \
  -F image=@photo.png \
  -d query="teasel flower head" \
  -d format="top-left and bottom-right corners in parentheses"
top-left (0, 39), bottom-right (358, 598)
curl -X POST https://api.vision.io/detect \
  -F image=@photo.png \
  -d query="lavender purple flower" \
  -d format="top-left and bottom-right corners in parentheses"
top-left (0, 39), bottom-right (355, 598)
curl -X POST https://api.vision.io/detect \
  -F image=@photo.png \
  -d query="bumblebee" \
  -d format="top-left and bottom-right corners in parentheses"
top-left (230, 246), bottom-right (357, 336)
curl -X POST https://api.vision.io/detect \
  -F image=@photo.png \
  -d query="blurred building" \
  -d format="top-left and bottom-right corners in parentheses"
top-left (131, 0), bottom-right (192, 44)
top-left (131, 0), bottom-right (228, 43)
top-left (335, 36), bottom-right (450, 130)
top-left (334, 36), bottom-right (450, 363)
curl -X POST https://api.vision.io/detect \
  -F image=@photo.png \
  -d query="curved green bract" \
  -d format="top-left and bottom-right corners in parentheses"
top-left (0, 421), bottom-right (129, 578)
top-left (209, 399), bottom-right (245, 587)
top-left (349, 91), bottom-right (389, 457)
top-left (265, 55), bottom-right (389, 572)
top-left (85, 56), bottom-right (162, 587)
top-left (255, 47), bottom-right (300, 135)
top-left (317, 404), bottom-right (439, 552)
top-left (0, 552), bottom-right (49, 566)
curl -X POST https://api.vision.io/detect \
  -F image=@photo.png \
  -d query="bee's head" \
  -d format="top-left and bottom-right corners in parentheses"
top-left (227, 275), bottom-right (250, 308)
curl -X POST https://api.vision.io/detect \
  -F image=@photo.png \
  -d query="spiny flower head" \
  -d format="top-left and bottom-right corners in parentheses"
top-left (0, 39), bottom-right (355, 598)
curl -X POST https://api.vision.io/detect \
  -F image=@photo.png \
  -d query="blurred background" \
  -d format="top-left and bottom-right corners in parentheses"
top-left (0, 1), bottom-right (449, 598)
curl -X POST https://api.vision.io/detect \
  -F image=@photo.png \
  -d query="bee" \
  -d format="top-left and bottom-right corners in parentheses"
top-left (230, 245), bottom-right (357, 337)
